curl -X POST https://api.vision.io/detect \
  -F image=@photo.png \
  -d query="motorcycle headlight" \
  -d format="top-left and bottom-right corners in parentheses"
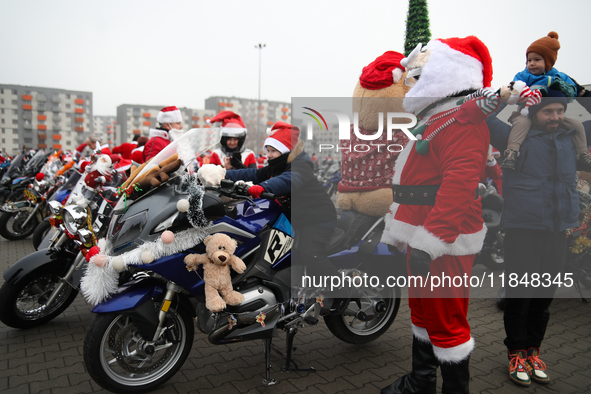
top-left (62, 205), bottom-right (88, 236)
top-left (48, 201), bottom-right (63, 216)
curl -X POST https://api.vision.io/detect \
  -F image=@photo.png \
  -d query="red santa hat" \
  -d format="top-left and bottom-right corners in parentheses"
top-left (403, 36), bottom-right (493, 114)
top-left (207, 111), bottom-right (247, 137)
top-left (264, 122), bottom-right (300, 154)
top-left (359, 51), bottom-right (406, 90)
top-left (157, 106), bottom-right (182, 124)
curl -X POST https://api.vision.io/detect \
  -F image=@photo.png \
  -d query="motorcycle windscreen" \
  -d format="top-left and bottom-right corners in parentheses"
top-left (135, 127), bottom-right (222, 179)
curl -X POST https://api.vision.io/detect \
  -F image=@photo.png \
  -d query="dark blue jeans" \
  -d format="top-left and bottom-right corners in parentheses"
top-left (503, 228), bottom-right (566, 351)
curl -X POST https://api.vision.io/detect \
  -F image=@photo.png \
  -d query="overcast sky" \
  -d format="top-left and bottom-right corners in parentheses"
top-left (2, 0), bottom-right (590, 116)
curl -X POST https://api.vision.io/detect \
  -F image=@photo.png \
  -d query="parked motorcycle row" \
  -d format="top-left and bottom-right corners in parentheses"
top-left (2, 129), bottom-right (590, 392)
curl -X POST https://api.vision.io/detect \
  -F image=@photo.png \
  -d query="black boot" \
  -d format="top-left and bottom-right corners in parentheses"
top-left (439, 357), bottom-right (470, 394)
top-left (381, 337), bottom-right (438, 394)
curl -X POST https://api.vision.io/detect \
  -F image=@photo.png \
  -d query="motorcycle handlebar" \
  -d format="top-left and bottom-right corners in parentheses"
top-left (259, 192), bottom-right (276, 200)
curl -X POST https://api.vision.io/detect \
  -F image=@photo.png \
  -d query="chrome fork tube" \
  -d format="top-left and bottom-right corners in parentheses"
top-left (21, 202), bottom-right (41, 228)
top-left (152, 282), bottom-right (182, 341)
top-left (45, 252), bottom-right (85, 306)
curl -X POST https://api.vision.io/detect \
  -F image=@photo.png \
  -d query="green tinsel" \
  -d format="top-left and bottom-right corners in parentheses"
top-left (404, 0), bottom-right (431, 56)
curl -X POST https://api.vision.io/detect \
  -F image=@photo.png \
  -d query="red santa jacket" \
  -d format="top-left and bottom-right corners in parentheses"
top-left (381, 100), bottom-right (489, 259)
top-left (112, 141), bottom-right (137, 160)
top-left (143, 129), bottom-right (170, 162)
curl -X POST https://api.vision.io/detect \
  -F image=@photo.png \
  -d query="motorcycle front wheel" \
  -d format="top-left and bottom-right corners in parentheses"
top-left (324, 287), bottom-right (400, 344)
top-left (32, 221), bottom-right (52, 250)
top-left (0, 209), bottom-right (39, 240)
top-left (83, 303), bottom-right (194, 393)
top-left (0, 264), bottom-right (79, 328)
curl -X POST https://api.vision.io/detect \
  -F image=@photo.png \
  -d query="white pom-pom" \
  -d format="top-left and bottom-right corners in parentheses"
top-left (141, 251), bottom-right (154, 264)
top-left (416, 134), bottom-right (423, 140)
top-left (521, 107), bottom-right (529, 116)
top-left (112, 257), bottom-right (125, 271)
top-left (161, 230), bottom-right (175, 244)
top-left (177, 199), bottom-right (190, 212)
top-left (93, 254), bottom-right (108, 268)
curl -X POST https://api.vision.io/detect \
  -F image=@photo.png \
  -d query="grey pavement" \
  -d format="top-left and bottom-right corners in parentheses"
top-left (1, 236), bottom-right (591, 393)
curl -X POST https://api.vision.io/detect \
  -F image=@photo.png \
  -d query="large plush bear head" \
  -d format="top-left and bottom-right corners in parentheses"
top-left (336, 51), bottom-right (411, 217)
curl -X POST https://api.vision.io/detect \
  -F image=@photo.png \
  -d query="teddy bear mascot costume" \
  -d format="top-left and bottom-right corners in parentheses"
top-left (380, 36), bottom-right (497, 394)
top-left (336, 51), bottom-right (411, 216)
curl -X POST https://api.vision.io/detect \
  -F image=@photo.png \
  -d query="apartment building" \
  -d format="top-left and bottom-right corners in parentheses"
top-left (93, 115), bottom-right (117, 146)
top-left (0, 84), bottom-right (93, 156)
top-left (204, 96), bottom-right (291, 154)
top-left (115, 104), bottom-right (217, 146)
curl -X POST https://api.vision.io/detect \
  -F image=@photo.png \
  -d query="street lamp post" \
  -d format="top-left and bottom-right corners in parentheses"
top-left (255, 43), bottom-right (266, 155)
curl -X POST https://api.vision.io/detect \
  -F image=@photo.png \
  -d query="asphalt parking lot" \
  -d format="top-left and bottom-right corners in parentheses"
top-left (1, 236), bottom-right (591, 393)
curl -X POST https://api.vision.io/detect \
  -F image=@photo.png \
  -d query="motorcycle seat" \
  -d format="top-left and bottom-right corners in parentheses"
top-left (324, 209), bottom-right (379, 254)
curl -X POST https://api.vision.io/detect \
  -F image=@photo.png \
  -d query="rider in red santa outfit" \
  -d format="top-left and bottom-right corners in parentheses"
top-left (143, 106), bottom-right (184, 162)
top-left (207, 111), bottom-right (256, 169)
top-left (380, 36), bottom-right (497, 394)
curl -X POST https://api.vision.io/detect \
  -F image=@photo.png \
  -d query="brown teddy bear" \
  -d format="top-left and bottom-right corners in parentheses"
top-left (336, 51), bottom-right (411, 217)
top-left (184, 233), bottom-right (246, 312)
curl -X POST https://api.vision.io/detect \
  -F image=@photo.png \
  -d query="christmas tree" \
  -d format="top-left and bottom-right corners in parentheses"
top-left (404, 0), bottom-right (431, 56)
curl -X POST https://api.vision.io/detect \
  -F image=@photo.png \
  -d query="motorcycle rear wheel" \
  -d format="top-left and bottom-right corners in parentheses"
top-left (324, 287), bottom-right (400, 344)
top-left (0, 264), bottom-right (79, 329)
top-left (83, 304), bottom-right (194, 393)
top-left (0, 209), bottom-right (39, 240)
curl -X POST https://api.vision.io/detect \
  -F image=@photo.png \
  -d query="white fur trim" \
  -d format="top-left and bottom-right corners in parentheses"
top-left (149, 128), bottom-right (169, 139)
top-left (392, 68), bottom-right (404, 84)
top-left (264, 137), bottom-right (290, 154)
top-left (80, 226), bottom-right (210, 305)
top-left (433, 336), bottom-right (475, 363)
top-left (404, 40), bottom-right (485, 114)
top-left (412, 323), bottom-right (431, 343)
top-left (382, 215), bottom-right (487, 260)
top-left (157, 109), bottom-right (182, 124)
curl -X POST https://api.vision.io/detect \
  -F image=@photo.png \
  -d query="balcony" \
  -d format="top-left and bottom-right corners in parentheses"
top-left (53, 115), bottom-right (61, 121)
top-left (143, 113), bottom-right (151, 118)
top-left (52, 144), bottom-right (62, 150)
top-left (38, 143), bottom-right (47, 149)
top-left (75, 117), bottom-right (84, 123)
top-left (23, 123), bottom-right (32, 129)
top-left (37, 94), bottom-right (46, 102)
top-left (52, 105), bottom-right (61, 112)
top-left (75, 126), bottom-right (84, 132)
top-left (142, 121), bottom-right (151, 126)
top-left (52, 95), bottom-right (60, 103)
top-left (37, 125), bottom-right (47, 130)
top-left (22, 104), bottom-right (32, 110)
top-left (52, 134), bottom-right (62, 140)
top-left (22, 112), bottom-right (32, 120)
top-left (38, 134), bottom-right (47, 139)
top-left (133, 129), bottom-right (141, 135)
top-left (75, 98), bottom-right (84, 104)
top-left (37, 115), bottom-right (47, 121)
top-left (22, 94), bottom-right (32, 100)
top-left (74, 108), bottom-right (84, 114)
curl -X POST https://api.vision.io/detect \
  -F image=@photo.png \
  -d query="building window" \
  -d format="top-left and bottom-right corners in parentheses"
top-left (66, 140), bottom-right (71, 146)
top-left (13, 139), bottom-right (18, 144)
top-left (12, 110), bottom-right (17, 115)
top-left (66, 94), bottom-right (70, 99)
top-left (12, 100), bottom-right (16, 105)
top-left (38, 120), bottom-right (45, 125)
top-left (1, 139), bottom-right (4, 143)
top-left (66, 104), bottom-right (71, 109)
top-left (12, 120), bottom-right (18, 125)
top-left (0, 99), bottom-right (3, 104)
top-left (24, 138), bottom-right (32, 143)
top-left (1, 119), bottom-right (4, 124)
top-left (12, 90), bottom-right (16, 94)
top-left (0, 110), bottom-right (3, 114)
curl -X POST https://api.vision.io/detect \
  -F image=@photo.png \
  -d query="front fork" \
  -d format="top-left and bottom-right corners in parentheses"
top-left (152, 281), bottom-right (183, 342)
top-left (21, 202), bottom-right (42, 228)
top-left (45, 252), bottom-right (85, 307)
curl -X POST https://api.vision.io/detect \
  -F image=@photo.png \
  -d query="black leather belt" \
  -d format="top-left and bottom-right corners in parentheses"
top-left (392, 184), bottom-right (440, 205)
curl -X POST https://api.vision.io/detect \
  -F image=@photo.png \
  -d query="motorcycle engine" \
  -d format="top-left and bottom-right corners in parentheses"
top-left (196, 284), bottom-right (277, 335)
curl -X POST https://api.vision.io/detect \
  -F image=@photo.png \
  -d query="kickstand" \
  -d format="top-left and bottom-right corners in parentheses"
top-left (262, 338), bottom-right (276, 386)
top-left (575, 280), bottom-right (588, 303)
top-left (282, 326), bottom-right (316, 373)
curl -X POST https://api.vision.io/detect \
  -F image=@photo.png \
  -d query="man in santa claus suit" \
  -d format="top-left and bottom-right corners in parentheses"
top-left (208, 111), bottom-right (256, 169)
top-left (112, 134), bottom-right (139, 160)
top-left (380, 36), bottom-right (497, 394)
top-left (143, 106), bottom-right (185, 162)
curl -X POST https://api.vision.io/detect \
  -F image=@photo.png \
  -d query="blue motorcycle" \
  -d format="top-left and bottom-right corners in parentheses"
top-left (81, 129), bottom-right (403, 392)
